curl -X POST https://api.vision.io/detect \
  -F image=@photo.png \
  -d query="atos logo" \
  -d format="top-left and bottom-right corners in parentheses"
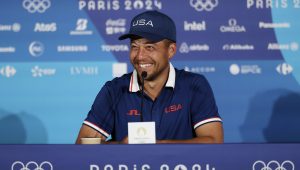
top-left (0, 65), bottom-right (17, 78)
top-left (276, 63), bottom-right (293, 75)
top-left (29, 41), bottom-right (44, 57)
top-left (190, 0), bottom-right (218, 12)
top-left (252, 160), bottom-right (294, 170)
top-left (23, 0), bottom-right (51, 13)
top-left (11, 161), bottom-right (53, 170)
top-left (34, 22), bottom-right (57, 32)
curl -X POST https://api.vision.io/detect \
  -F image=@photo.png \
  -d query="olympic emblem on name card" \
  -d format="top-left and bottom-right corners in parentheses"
top-left (252, 160), bottom-right (295, 170)
top-left (190, 0), bottom-right (218, 12)
top-left (11, 161), bottom-right (53, 170)
top-left (23, 0), bottom-right (51, 13)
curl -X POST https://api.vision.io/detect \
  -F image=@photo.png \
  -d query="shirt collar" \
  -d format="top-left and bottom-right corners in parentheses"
top-left (129, 63), bottom-right (176, 92)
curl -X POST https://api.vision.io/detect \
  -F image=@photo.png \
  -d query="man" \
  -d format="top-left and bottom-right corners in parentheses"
top-left (76, 10), bottom-right (223, 144)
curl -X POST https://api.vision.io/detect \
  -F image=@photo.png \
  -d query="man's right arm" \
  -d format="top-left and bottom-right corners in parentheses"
top-left (75, 124), bottom-right (106, 144)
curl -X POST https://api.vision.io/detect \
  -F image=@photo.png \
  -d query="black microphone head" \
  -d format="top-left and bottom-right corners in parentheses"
top-left (141, 71), bottom-right (147, 79)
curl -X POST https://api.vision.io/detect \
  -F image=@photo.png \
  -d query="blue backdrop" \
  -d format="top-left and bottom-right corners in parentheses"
top-left (0, 0), bottom-right (300, 143)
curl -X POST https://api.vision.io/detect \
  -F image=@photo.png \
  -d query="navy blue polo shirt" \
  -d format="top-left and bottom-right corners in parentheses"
top-left (83, 63), bottom-right (222, 141)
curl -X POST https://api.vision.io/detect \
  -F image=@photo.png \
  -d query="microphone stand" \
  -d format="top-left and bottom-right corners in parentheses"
top-left (140, 71), bottom-right (147, 122)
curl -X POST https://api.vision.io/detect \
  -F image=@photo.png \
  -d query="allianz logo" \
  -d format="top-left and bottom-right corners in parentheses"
top-left (229, 64), bottom-right (262, 75)
top-left (179, 42), bottom-right (209, 53)
top-left (276, 63), bottom-right (293, 75)
top-left (184, 21), bottom-right (206, 31)
top-left (31, 65), bottom-right (56, 77)
top-left (101, 44), bottom-right (129, 52)
top-left (259, 21), bottom-right (290, 29)
top-left (0, 23), bottom-right (21, 32)
top-left (0, 65), bottom-right (17, 78)
top-left (268, 42), bottom-right (299, 51)
top-left (11, 161), bottom-right (53, 170)
top-left (220, 18), bottom-right (246, 32)
top-left (34, 22), bottom-right (57, 32)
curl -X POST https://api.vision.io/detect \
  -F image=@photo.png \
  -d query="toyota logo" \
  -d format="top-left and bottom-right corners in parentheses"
top-left (11, 161), bottom-right (53, 170)
top-left (190, 0), bottom-right (218, 12)
top-left (22, 0), bottom-right (51, 13)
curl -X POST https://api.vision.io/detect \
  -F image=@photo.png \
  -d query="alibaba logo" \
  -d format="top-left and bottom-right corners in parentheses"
top-left (11, 161), bottom-right (53, 170)
top-left (253, 160), bottom-right (294, 170)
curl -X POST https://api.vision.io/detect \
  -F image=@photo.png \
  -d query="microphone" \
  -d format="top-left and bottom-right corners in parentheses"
top-left (140, 71), bottom-right (147, 122)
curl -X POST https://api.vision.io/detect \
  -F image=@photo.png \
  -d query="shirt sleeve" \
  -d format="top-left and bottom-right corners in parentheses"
top-left (83, 82), bottom-right (114, 138)
top-left (190, 75), bottom-right (222, 129)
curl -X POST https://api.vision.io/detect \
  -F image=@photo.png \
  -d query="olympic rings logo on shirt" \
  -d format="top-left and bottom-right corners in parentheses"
top-left (11, 161), bottom-right (53, 170)
top-left (22, 0), bottom-right (51, 13)
top-left (190, 0), bottom-right (218, 12)
top-left (252, 160), bottom-right (295, 170)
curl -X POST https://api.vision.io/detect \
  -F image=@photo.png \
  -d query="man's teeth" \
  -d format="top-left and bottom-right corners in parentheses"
top-left (140, 64), bottom-right (152, 68)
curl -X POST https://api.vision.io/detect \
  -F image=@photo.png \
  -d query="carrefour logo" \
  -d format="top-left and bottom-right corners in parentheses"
top-left (23, 0), bottom-right (51, 13)
top-left (276, 63), bottom-right (293, 75)
top-left (11, 161), bottom-right (53, 170)
top-left (190, 0), bottom-right (218, 12)
top-left (0, 65), bottom-right (17, 78)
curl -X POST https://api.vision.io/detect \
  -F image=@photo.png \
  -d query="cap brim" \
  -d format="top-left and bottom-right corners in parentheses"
top-left (118, 32), bottom-right (164, 42)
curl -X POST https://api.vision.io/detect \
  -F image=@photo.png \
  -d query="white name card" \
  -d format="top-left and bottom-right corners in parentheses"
top-left (128, 122), bottom-right (156, 144)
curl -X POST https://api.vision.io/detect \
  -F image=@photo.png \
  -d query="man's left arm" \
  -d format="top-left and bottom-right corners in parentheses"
top-left (157, 122), bottom-right (223, 144)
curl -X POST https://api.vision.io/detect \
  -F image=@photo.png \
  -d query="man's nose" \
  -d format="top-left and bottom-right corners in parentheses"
top-left (137, 47), bottom-right (146, 60)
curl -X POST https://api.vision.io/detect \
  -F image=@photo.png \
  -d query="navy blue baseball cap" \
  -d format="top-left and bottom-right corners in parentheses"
top-left (118, 10), bottom-right (176, 42)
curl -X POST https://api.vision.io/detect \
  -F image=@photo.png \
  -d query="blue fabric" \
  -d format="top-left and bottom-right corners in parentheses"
top-left (85, 69), bottom-right (221, 141)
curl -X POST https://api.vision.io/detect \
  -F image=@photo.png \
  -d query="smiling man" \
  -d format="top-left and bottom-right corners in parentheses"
top-left (76, 10), bottom-right (223, 144)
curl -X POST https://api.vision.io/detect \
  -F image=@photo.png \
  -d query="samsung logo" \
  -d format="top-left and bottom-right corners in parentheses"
top-left (57, 45), bottom-right (88, 52)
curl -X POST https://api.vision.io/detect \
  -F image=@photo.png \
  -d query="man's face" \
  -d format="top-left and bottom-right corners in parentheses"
top-left (130, 38), bottom-right (176, 81)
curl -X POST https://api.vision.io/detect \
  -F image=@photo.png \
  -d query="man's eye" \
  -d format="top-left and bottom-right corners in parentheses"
top-left (131, 45), bottom-right (138, 50)
top-left (146, 46), bottom-right (154, 51)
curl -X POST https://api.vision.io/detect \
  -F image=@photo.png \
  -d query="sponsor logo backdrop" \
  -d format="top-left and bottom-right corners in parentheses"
top-left (0, 0), bottom-right (300, 143)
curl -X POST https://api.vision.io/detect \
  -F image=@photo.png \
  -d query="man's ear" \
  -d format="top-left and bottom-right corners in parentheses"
top-left (168, 43), bottom-right (176, 59)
